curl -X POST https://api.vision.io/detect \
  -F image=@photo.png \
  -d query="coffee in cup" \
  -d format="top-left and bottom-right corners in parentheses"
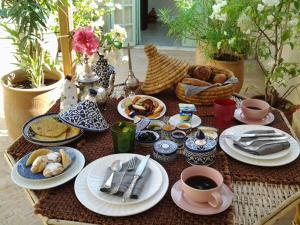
top-left (241, 99), bottom-right (270, 121)
top-left (181, 166), bottom-right (224, 207)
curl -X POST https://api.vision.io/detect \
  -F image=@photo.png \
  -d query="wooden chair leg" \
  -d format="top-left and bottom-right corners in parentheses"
top-left (293, 205), bottom-right (300, 225)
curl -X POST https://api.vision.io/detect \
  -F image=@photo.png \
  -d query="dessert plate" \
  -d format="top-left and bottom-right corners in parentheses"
top-left (169, 114), bottom-right (202, 128)
top-left (219, 125), bottom-right (300, 167)
top-left (117, 95), bottom-right (166, 120)
top-left (171, 180), bottom-right (233, 215)
top-left (11, 147), bottom-right (85, 190)
top-left (23, 113), bottom-right (84, 146)
top-left (87, 154), bottom-right (163, 205)
top-left (74, 154), bottom-right (169, 217)
top-left (234, 108), bottom-right (275, 125)
top-left (17, 146), bottom-right (76, 180)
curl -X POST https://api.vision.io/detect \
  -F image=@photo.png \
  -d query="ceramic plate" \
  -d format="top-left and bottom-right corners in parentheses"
top-left (86, 154), bottom-right (163, 205)
top-left (23, 113), bottom-right (84, 146)
top-left (169, 114), bottom-right (202, 128)
top-left (234, 108), bottom-right (275, 125)
top-left (219, 125), bottom-right (300, 167)
top-left (11, 147), bottom-right (85, 190)
top-left (74, 154), bottom-right (169, 217)
top-left (171, 180), bottom-right (233, 215)
top-left (224, 126), bottom-right (290, 160)
top-left (17, 147), bottom-right (76, 180)
top-left (117, 95), bottom-right (166, 120)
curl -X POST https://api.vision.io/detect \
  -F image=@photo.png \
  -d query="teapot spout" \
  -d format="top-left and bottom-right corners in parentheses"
top-left (107, 72), bottom-right (115, 96)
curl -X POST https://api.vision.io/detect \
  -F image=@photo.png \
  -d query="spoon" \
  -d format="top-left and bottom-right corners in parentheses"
top-left (103, 160), bottom-right (122, 189)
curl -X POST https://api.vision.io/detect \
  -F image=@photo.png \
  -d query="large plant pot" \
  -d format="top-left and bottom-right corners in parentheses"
top-left (207, 58), bottom-right (244, 93)
top-left (1, 69), bottom-right (64, 139)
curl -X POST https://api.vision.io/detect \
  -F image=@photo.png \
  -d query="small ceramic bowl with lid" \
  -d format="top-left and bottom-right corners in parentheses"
top-left (153, 140), bottom-right (178, 163)
top-left (184, 130), bottom-right (217, 165)
top-left (136, 130), bottom-right (160, 147)
top-left (171, 130), bottom-right (187, 152)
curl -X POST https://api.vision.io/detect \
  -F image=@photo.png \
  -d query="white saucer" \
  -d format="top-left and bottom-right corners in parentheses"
top-left (11, 147), bottom-right (85, 190)
top-left (234, 108), bottom-right (275, 125)
top-left (74, 154), bottom-right (169, 217)
top-left (219, 125), bottom-right (300, 167)
top-left (86, 154), bottom-right (163, 205)
top-left (169, 114), bottom-right (202, 128)
top-left (171, 180), bottom-right (233, 215)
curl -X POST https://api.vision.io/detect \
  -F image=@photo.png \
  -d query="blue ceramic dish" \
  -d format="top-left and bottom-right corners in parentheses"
top-left (17, 147), bottom-right (76, 180)
top-left (136, 130), bottom-right (160, 147)
top-left (153, 140), bottom-right (178, 163)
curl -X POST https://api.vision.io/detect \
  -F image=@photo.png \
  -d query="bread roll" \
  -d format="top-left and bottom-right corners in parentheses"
top-left (182, 78), bottom-right (211, 86)
top-left (31, 156), bottom-right (48, 173)
top-left (192, 66), bottom-right (212, 81)
top-left (213, 73), bottom-right (227, 84)
top-left (43, 163), bottom-right (64, 177)
top-left (47, 152), bottom-right (62, 163)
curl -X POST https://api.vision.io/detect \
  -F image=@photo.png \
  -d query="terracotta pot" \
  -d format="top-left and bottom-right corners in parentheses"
top-left (208, 57), bottom-right (244, 93)
top-left (1, 69), bottom-right (64, 140)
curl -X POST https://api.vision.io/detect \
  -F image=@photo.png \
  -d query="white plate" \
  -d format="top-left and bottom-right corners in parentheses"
top-left (117, 95), bottom-right (166, 120)
top-left (234, 108), bottom-right (275, 125)
top-left (87, 154), bottom-right (163, 205)
top-left (224, 127), bottom-right (290, 160)
top-left (169, 114), bottom-right (202, 128)
top-left (219, 125), bottom-right (300, 167)
top-left (74, 154), bottom-right (169, 217)
top-left (11, 147), bottom-right (85, 190)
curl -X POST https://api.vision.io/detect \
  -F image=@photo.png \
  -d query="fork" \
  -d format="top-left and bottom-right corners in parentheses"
top-left (110, 157), bottom-right (137, 194)
top-left (233, 140), bottom-right (289, 151)
top-left (237, 136), bottom-right (289, 146)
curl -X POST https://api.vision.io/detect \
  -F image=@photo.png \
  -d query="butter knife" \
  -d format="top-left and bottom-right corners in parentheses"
top-left (122, 155), bottom-right (150, 202)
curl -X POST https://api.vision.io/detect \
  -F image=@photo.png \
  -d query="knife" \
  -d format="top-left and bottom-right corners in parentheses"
top-left (224, 132), bottom-right (284, 139)
top-left (122, 155), bottom-right (150, 202)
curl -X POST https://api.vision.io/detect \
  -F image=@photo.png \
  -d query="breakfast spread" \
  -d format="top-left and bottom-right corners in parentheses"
top-left (26, 148), bottom-right (72, 178)
top-left (30, 117), bottom-right (81, 141)
top-left (123, 96), bottom-right (164, 119)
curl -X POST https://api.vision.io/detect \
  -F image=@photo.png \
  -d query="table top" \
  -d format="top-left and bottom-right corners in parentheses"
top-left (5, 90), bottom-right (300, 225)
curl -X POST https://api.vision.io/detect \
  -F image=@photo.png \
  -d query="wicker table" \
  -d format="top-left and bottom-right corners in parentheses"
top-left (4, 90), bottom-right (300, 225)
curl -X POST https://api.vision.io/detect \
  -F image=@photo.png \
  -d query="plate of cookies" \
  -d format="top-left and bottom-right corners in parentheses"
top-left (23, 113), bottom-right (84, 146)
top-left (117, 95), bottom-right (166, 120)
top-left (17, 147), bottom-right (75, 180)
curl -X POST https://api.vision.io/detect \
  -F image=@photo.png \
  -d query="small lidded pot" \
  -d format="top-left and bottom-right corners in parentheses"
top-left (184, 130), bottom-right (217, 165)
top-left (153, 140), bottom-right (178, 163)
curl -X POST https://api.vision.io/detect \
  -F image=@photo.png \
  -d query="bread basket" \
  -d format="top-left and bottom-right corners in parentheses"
top-left (175, 66), bottom-right (237, 105)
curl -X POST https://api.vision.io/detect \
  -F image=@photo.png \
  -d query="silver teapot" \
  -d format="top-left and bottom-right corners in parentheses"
top-left (94, 73), bottom-right (115, 106)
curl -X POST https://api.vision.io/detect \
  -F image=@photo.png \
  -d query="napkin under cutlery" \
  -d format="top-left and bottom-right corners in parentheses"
top-left (232, 130), bottom-right (290, 155)
top-left (100, 158), bottom-right (151, 199)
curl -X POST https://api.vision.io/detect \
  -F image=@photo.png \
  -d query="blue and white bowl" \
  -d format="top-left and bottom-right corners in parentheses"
top-left (136, 130), bottom-right (160, 147)
top-left (184, 136), bottom-right (217, 165)
top-left (153, 140), bottom-right (178, 163)
top-left (23, 113), bottom-right (84, 146)
top-left (59, 100), bottom-right (109, 132)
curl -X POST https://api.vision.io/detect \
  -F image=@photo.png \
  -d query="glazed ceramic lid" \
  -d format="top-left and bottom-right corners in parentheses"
top-left (185, 136), bottom-right (217, 153)
top-left (59, 100), bottom-right (109, 132)
top-left (135, 118), bottom-right (151, 134)
top-left (154, 140), bottom-right (178, 156)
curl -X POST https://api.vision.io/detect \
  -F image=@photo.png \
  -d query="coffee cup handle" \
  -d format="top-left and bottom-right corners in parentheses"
top-left (208, 191), bottom-right (223, 208)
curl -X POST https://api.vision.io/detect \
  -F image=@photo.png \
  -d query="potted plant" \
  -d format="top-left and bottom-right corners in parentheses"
top-left (0, 0), bottom-right (63, 139)
top-left (160, 0), bottom-right (251, 92)
top-left (231, 0), bottom-right (300, 108)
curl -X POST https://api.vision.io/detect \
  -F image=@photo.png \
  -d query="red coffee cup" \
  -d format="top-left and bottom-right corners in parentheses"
top-left (214, 98), bottom-right (236, 128)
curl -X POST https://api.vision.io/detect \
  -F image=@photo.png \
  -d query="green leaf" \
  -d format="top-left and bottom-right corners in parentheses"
top-left (281, 30), bottom-right (291, 42)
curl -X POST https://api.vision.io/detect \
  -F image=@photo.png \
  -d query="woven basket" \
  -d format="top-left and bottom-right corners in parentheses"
top-left (175, 66), bottom-right (236, 105)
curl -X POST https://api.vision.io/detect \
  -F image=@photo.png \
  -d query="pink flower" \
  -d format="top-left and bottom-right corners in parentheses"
top-left (72, 26), bottom-right (100, 55)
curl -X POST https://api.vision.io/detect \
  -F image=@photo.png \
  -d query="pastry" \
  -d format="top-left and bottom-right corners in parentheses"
top-left (66, 126), bottom-right (81, 138)
top-left (26, 148), bottom-right (52, 166)
top-left (47, 152), bottom-right (62, 163)
top-left (182, 78), bottom-right (211, 86)
top-left (60, 149), bottom-right (72, 168)
top-left (192, 66), bottom-right (212, 81)
top-left (213, 73), bottom-right (227, 84)
top-left (30, 117), bottom-right (68, 137)
top-left (34, 132), bottom-right (67, 141)
top-left (31, 155), bottom-right (48, 173)
top-left (43, 163), bottom-right (64, 177)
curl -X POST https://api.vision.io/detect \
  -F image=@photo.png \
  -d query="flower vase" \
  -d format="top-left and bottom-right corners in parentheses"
top-left (92, 54), bottom-right (115, 89)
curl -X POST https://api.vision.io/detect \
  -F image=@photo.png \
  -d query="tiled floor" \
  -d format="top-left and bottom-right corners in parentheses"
top-left (0, 28), bottom-right (295, 224)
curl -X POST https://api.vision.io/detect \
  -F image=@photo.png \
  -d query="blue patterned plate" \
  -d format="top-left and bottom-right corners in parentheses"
top-left (23, 113), bottom-right (84, 146)
top-left (17, 147), bottom-right (76, 180)
top-left (59, 100), bottom-right (109, 132)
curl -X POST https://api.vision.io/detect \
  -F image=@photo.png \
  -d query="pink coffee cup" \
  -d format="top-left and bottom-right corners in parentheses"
top-left (241, 99), bottom-right (270, 121)
top-left (181, 166), bottom-right (224, 208)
